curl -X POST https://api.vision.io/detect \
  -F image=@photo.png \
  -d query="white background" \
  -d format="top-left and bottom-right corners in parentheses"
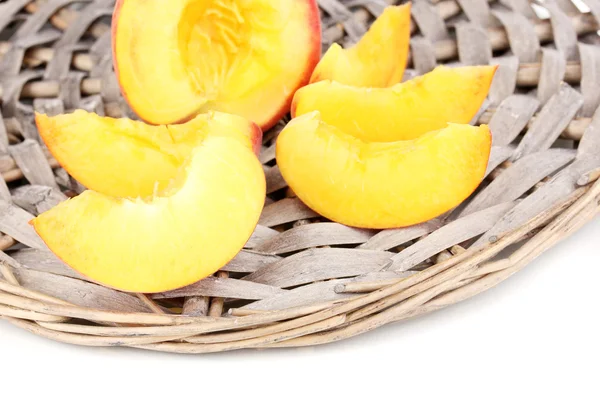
top-left (1, 218), bottom-right (598, 399)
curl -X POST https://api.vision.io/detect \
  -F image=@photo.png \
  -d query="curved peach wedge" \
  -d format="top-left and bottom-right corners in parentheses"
top-left (276, 112), bottom-right (492, 229)
top-left (36, 110), bottom-right (262, 198)
top-left (112, 0), bottom-right (321, 130)
top-left (32, 136), bottom-right (266, 293)
top-left (293, 65), bottom-right (497, 142)
top-left (310, 4), bottom-right (411, 87)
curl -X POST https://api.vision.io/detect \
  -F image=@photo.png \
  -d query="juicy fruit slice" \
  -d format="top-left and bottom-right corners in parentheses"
top-left (112, 0), bottom-right (321, 130)
top-left (32, 136), bottom-right (266, 293)
top-left (310, 4), bottom-right (411, 87)
top-left (293, 65), bottom-right (497, 142)
top-left (36, 110), bottom-right (262, 198)
top-left (276, 112), bottom-right (492, 229)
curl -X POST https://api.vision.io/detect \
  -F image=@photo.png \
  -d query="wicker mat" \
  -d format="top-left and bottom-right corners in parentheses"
top-left (0, 0), bottom-right (599, 353)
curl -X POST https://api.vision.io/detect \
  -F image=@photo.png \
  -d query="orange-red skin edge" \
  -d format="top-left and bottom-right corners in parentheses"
top-left (290, 90), bottom-right (301, 119)
top-left (258, 0), bottom-right (322, 131)
top-left (112, 0), bottom-right (321, 130)
top-left (250, 122), bottom-right (264, 157)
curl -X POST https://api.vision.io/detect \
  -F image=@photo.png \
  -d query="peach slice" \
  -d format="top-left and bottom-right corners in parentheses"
top-left (310, 4), bottom-right (411, 87)
top-left (276, 112), bottom-right (492, 229)
top-left (293, 65), bottom-right (497, 142)
top-left (112, 0), bottom-right (321, 130)
top-left (32, 135), bottom-right (266, 293)
top-left (36, 110), bottom-right (262, 198)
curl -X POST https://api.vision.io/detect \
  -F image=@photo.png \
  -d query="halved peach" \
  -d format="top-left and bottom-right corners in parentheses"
top-left (276, 112), bottom-right (491, 229)
top-left (112, 0), bottom-right (321, 130)
top-left (310, 4), bottom-right (411, 87)
top-left (36, 110), bottom-right (261, 198)
top-left (293, 65), bottom-right (497, 142)
top-left (32, 135), bottom-right (266, 293)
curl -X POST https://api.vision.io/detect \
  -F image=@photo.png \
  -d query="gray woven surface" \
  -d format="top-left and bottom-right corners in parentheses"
top-left (0, 0), bottom-right (599, 351)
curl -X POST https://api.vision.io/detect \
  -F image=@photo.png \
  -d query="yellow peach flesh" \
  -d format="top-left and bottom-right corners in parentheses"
top-left (294, 65), bottom-right (497, 142)
top-left (36, 110), bottom-right (261, 198)
top-left (32, 136), bottom-right (266, 293)
top-left (310, 4), bottom-right (411, 87)
top-left (113, 0), bottom-right (321, 130)
top-left (276, 112), bottom-right (492, 229)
